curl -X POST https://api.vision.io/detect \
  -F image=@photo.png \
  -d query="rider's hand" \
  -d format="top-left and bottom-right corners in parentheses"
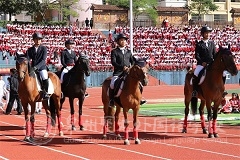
top-left (202, 62), bottom-right (207, 67)
top-left (123, 66), bottom-right (129, 72)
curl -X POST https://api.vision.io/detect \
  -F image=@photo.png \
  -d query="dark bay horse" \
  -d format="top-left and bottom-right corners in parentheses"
top-left (16, 56), bottom-right (63, 142)
top-left (182, 45), bottom-right (238, 138)
top-left (102, 58), bottom-right (148, 145)
top-left (60, 55), bottom-right (90, 131)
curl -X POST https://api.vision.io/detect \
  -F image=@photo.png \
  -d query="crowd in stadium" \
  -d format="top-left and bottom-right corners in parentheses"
top-left (0, 23), bottom-right (240, 71)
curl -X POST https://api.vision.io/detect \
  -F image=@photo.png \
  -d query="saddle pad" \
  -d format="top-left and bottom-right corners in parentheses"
top-left (190, 69), bottom-right (206, 85)
top-left (35, 77), bottom-right (54, 94)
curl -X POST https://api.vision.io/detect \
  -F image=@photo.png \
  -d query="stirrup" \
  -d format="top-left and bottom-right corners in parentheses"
top-left (43, 92), bottom-right (50, 100)
top-left (109, 100), bottom-right (115, 108)
top-left (140, 100), bottom-right (147, 105)
top-left (192, 91), bottom-right (198, 97)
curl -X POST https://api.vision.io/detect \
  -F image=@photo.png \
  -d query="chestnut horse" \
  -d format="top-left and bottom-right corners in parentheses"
top-left (16, 56), bottom-right (63, 142)
top-left (60, 55), bottom-right (90, 131)
top-left (182, 45), bottom-right (238, 138)
top-left (102, 58), bottom-right (148, 145)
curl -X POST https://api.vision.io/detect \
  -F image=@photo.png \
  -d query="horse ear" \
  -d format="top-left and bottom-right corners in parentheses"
top-left (228, 44), bottom-right (231, 50)
top-left (219, 45), bottom-right (223, 50)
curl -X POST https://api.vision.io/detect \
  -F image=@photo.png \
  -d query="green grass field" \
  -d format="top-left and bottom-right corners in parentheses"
top-left (139, 103), bottom-right (240, 126)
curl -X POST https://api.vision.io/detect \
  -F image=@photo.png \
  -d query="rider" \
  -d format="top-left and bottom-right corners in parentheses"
top-left (26, 32), bottom-right (50, 100)
top-left (60, 39), bottom-right (77, 83)
top-left (192, 26), bottom-right (216, 97)
top-left (109, 33), bottom-right (146, 107)
top-left (60, 39), bottom-right (89, 97)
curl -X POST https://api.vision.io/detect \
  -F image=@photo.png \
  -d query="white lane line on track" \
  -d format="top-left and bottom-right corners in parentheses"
top-left (0, 132), bottom-right (89, 160)
top-left (0, 156), bottom-right (9, 160)
top-left (0, 121), bottom-right (171, 160)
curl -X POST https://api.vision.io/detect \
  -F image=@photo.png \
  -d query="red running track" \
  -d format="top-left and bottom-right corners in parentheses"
top-left (0, 84), bottom-right (239, 160)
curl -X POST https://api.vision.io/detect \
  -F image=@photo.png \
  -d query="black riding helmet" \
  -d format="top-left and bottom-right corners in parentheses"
top-left (32, 32), bottom-right (43, 39)
top-left (65, 39), bottom-right (75, 46)
top-left (116, 33), bottom-right (128, 42)
top-left (201, 26), bottom-right (212, 34)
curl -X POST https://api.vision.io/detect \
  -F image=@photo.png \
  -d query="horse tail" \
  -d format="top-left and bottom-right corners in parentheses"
top-left (191, 97), bottom-right (198, 115)
top-left (49, 96), bottom-right (56, 126)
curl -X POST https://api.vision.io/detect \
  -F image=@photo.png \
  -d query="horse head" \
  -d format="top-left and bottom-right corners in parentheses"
top-left (218, 45), bottom-right (238, 76)
top-left (74, 55), bottom-right (90, 77)
top-left (15, 55), bottom-right (29, 81)
top-left (130, 57), bottom-right (149, 86)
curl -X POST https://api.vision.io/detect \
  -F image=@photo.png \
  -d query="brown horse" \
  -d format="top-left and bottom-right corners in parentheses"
top-left (60, 55), bottom-right (90, 131)
top-left (102, 58), bottom-right (148, 145)
top-left (182, 45), bottom-right (238, 138)
top-left (16, 56), bottom-right (63, 142)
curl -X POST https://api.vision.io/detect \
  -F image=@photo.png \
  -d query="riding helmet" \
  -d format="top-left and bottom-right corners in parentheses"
top-left (32, 32), bottom-right (43, 39)
top-left (65, 39), bottom-right (75, 46)
top-left (200, 26), bottom-right (212, 34)
top-left (116, 33), bottom-right (128, 42)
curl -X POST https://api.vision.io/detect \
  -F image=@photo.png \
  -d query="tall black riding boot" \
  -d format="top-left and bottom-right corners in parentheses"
top-left (222, 76), bottom-right (226, 84)
top-left (109, 88), bottom-right (115, 107)
top-left (139, 83), bottom-right (147, 105)
top-left (192, 75), bottom-right (199, 97)
top-left (43, 79), bottom-right (50, 100)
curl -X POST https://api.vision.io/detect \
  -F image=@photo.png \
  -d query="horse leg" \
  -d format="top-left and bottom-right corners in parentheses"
top-left (123, 109), bottom-right (130, 145)
top-left (22, 102), bottom-right (31, 142)
top-left (69, 98), bottom-right (76, 131)
top-left (60, 96), bottom-right (65, 111)
top-left (102, 115), bottom-right (108, 139)
top-left (78, 97), bottom-right (84, 131)
top-left (182, 97), bottom-right (191, 133)
top-left (212, 103), bottom-right (220, 138)
top-left (133, 108), bottom-right (140, 144)
top-left (53, 96), bottom-right (63, 136)
top-left (42, 101), bottom-right (51, 137)
top-left (199, 100), bottom-right (207, 134)
top-left (206, 101), bottom-right (213, 138)
top-left (29, 103), bottom-right (36, 138)
top-left (115, 106), bottom-right (121, 139)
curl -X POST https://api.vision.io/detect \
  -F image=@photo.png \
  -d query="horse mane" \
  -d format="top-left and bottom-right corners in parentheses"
top-left (16, 56), bottom-right (36, 78)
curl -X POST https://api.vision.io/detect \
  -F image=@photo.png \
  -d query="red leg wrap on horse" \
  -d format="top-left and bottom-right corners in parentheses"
top-left (26, 121), bottom-right (31, 137)
top-left (208, 120), bottom-right (213, 134)
top-left (212, 119), bottom-right (217, 133)
top-left (115, 121), bottom-right (119, 135)
top-left (79, 116), bottom-right (82, 126)
top-left (71, 114), bottom-right (74, 125)
top-left (103, 125), bottom-right (107, 135)
top-left (46, 116), bottom-right (51, 133)
top-left (133, 127), bottom-right (138, 139)
top-left (31, 122), bottom-right (35, 137)
top-left (124, 127), bottom-right (129, 139)
top-left (58, 114), bottom-right (62, 131)
top-left (200, 115), bottom-right (206, 128)
top-left (183, 116), bottom-right (188, 128)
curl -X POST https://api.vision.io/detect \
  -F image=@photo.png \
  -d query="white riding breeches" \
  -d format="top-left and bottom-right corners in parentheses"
top-left (110, 76), bottom-right (118, 89)
top-left (194, 65), bottom-right (204, 77)
top-left (39, 70), bottom-right (48, 80)
top-left (60, 66), bottom-right (73, 82)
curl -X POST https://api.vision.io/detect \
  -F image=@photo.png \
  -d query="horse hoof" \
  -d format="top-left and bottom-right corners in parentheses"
top-left (124, 139), bottom-right (130, 145)
top-left (43, 132), bottom-right (49, 138)
top-left (202, 128), bottom-right (208, 134)
top-left (24, 136), bottom-right (32, 142)
top-left (214, 133), bottom-right (219, 138)
top-left (59, 131), bottom-right (64, 136)
top-left (72, 126), bottom-right (76, 131)
top-left (208, 133), bottom-right (214, 138)
top-left (102, 135), bottom-right (107, 139)
top-left (80, 125), bottom-right (84, 131)
top-left (116, 134), bottom-right (122, 140)
top-left (182, 128), bottom-right (187, 133)
top-left (135, 139), bottom-right (141, 144)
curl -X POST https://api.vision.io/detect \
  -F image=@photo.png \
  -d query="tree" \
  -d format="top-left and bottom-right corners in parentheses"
top-left (0, 0), bottom-right (25, 21)
top-left (186, 0), bottom-right (219, 21)
top-left (25, 0), bottom-right (79, 22)
top-left (106, 0), bottom-right (158, 25)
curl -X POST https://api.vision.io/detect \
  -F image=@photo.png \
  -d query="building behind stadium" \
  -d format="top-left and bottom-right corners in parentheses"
top-left (0, 0), bottom-right (240, 29)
